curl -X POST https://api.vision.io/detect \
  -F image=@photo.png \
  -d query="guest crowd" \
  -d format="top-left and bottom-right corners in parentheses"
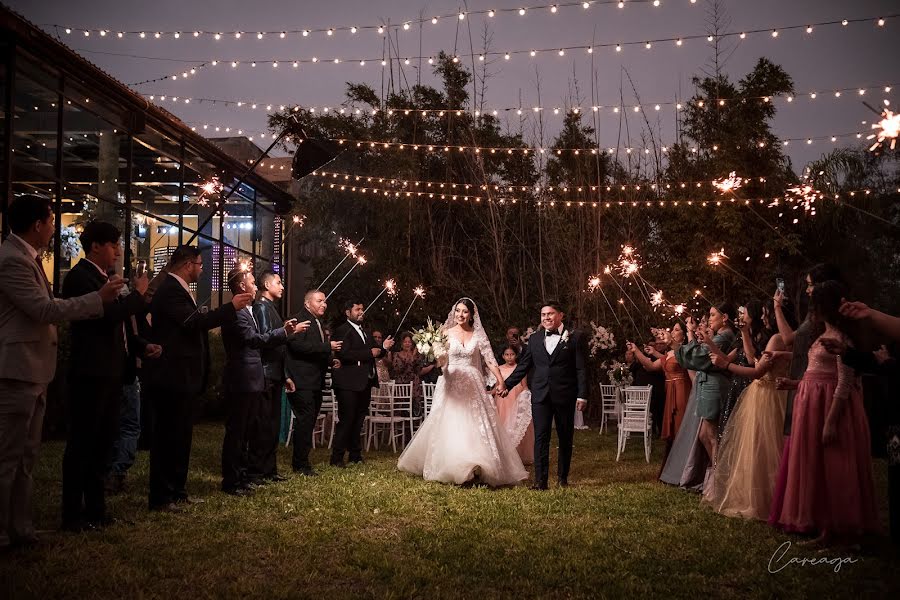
top-left (0, 193), bottom-right (897, 551)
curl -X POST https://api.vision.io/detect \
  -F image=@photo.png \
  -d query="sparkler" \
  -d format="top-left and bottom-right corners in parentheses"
top-left (784, 184), bottom-right (823, 215)
top-left (706, 248), bottom-right (768, 295)
top-left (712, 171), bottom-right (744, 194)
top-left (193, 176), bottom-right (225, 208)
top-left (325, 254), bottom-right (366, 300)
top-left (317, 236), bottom-right (365, 289)
top-left (650, 290), bottom-right (665, 309)
top-left (587, 274), bottom-right (622, 326)
top-left (364, 278), bottom-right (398, 313)
top-left (867, 107), bottom-right (900, 152)
top-left (394, 286), bottom-right (426, 335)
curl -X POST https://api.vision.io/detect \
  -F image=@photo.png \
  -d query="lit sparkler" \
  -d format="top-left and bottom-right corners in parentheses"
top-left (364, 278), bottom-right (398, 313)
top-left (325, 254), bottom-right (367, 300)
top-left (317, 236), bottom-right (365, 289)
top-left (712, 171), bottom-right (744, 194)
top-left (650, 290), bottom-right (665, 308)
top-left (868, 108), bottom-right (900, 152)
top-left (394, 286), bottom-right (426, 335)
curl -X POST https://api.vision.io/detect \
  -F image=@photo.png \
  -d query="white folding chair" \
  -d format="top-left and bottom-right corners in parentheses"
top-left (599, 384), bottom-right (619, 434)
top-left (312, 389), bottom-right (335, 448)
top-left (366, 383), bottom-right (405, 452)
top-left (391, 382), bottom-right (420, 443)
top-left (616, 385), bottom-right (653, 462)
top-left (421, 382), bottom-right (436, 418)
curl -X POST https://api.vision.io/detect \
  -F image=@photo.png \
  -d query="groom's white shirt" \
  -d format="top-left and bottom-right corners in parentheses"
top-left (543, 324), bottom-right (564, 355)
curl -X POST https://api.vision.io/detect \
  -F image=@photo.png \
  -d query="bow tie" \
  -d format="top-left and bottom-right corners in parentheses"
top-left (545, 330), bottom-right (560, 336)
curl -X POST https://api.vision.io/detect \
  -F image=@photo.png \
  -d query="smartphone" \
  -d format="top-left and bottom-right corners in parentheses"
top-left (776, 277), bottom-right (785, 294)
top-left (136, 259), bottom-right (147, 278)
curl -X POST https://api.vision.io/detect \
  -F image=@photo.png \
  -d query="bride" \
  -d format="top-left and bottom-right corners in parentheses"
top-left (397, 298), bottom-right (531, 487)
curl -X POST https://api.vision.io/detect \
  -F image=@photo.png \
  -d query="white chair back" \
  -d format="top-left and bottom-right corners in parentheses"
top-left (599, 384), bottom-right (619, 434)
top-left (421, 382), bottom-right (437, 417)
top-left (616, 385), bottom-right (653, 462)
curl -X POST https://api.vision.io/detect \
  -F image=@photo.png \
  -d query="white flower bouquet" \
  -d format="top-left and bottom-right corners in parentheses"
top-left (412, 318), bottom-right (447, 363)
top-left (588, 321), bottom-right (617, 357)
top-left (607, 361), bottom-right (634, 387)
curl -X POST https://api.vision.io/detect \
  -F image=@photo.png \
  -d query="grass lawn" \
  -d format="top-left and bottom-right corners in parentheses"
top-left (2, 424), bottom-right (897, 599)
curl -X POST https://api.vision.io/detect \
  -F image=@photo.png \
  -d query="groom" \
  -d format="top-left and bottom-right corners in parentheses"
top-left (503, 302), bottom-right (588, 490)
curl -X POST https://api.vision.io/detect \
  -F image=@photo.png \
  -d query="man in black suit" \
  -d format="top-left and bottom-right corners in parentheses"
top-left (60, 221), bottom-right (158, 531)
top-left (143, 246), bottom-right (253, 511)
top-left (220, 267), bottom-right (303, 495)
top-left (503, 302), bottom-right (589, 490)
top-left (284, 290), bottom-right (342, 476)
top-left (249, 270), bottom-right (300, 483)
top-left (330, 300), bottom-right (394, 467)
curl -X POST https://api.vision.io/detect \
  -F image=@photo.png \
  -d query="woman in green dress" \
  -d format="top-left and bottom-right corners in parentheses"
top-left (675, 303), bottom-right (737, 471)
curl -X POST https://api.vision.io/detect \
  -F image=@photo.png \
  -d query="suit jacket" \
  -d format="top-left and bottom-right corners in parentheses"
top-left (0, 235), bottom-right (103, 384)
top-left (331, 320), bottom-right (384, 392)
top-left (284, 307), bottom-right (331, 391)
top-left (61, 258), bottom-right (147, 380)
top-left (504, 327), bottom-right (589, 405)
top-left (142, 274), bottom-right (236, 396)
top-left (253, 297), bottom-right (287, 383)
top-left (221, 307), bottom-right (287, 394)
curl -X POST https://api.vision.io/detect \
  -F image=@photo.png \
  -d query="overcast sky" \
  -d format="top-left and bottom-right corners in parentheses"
top-left (9, 0), bottom-right (899, 168)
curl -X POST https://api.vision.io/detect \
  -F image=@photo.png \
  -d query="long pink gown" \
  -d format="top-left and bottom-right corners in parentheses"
top-left (769, 334), bottom-right (880, 536)
top-left (497, 363), bottom-right (535, 465)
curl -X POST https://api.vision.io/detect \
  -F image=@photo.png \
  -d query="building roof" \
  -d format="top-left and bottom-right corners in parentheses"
top-left (0, 5), bottom-right (297, 214)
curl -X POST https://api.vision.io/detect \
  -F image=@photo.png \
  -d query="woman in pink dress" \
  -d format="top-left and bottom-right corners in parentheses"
top-left (496, 346), bottom-right (534, 465)
top-left (769, 281), bottom-right (880, 545)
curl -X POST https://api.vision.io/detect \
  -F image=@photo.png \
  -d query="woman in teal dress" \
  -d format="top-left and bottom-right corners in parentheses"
top-left (675, 303), bottom-right (737, 473)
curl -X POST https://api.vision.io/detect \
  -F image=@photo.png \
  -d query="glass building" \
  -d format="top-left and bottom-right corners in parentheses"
top-left (0, 7), bottom-right (296, 308)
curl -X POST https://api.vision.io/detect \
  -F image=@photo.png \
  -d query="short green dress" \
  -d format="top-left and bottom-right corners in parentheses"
top-left (674, 330), bottom-right (736, 421)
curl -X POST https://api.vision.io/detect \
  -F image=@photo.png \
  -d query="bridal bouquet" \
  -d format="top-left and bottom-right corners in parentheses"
top-left (607, 361), bottom-right (633, 387)
top-left (412, 318), bottom-right (447, 363)
top-left (588, 321), bottom-right (617, 357)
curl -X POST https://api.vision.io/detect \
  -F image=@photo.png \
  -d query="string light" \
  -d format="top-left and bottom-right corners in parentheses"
top-left (125, 14), bottom-right (896, 85)
top-left (61, 1), bottom-right (696, 41)
top-left (155, 84), bottom-right (898, 118)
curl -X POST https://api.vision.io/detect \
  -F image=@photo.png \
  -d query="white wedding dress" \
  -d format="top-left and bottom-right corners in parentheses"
top-left (397, 299), bottom-right (530, 487)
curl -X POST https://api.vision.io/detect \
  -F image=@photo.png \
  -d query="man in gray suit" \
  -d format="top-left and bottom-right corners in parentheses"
top-left (0, 195), bottom-right (123, 548)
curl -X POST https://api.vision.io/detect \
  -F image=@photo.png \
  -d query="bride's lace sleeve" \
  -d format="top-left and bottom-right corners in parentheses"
top-left (478, 335), bottom-right (499, 370)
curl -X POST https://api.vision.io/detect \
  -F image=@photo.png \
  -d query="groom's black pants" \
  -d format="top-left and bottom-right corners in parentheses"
top-left (331, 387), bottom-right (372, 463)
top-left (287, 389), bottom-right (323, 470)
top-left (532, 401), bottom-right (575, 487)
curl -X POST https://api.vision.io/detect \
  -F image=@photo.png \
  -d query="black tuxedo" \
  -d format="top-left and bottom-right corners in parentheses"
top-left (219, 307), bottom-right (287, 490)
top-left (249, 297), bottom-right (288, 478)
top-left (144, 274), bottom-right (236, 508)
top-left (283, 308), bottom-right (332, 470)
top-left (330, 320), bottom-right (384, 463)
top-left (60, 259), bottom-right (147, 525)
top-left (505, 326), bottom-right (589, 487)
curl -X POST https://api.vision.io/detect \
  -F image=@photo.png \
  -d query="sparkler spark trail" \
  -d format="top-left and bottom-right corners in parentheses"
top-left (394, 286), bottom-right (426, 335)
top-left (325, 254), bottom-right (367, 300)
top-left (586, 274), bottom-right (621, 326)
top-left (868, 108), bottom-right (900, 152)
top-left (364, 278), bottom-right (398, 313)
top-left (713, 171), bottom-right (744, 194)
top-left (317, 236), bottom-right (365, 289)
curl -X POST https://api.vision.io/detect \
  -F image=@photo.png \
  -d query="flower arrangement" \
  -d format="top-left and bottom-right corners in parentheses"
top-left (607, 361), bottom-right (634, 387)
top-left (59, 225), bottom-right (82, 260)
top-left (588, 321), bottom-right (617, 357)
top-left (412, 318), bottom-right (447, 363)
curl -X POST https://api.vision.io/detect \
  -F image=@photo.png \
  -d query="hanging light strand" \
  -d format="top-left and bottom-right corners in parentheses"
top-left (126, 14), bottom-right (895, 85)
top-left (143, 82), bottom-right (897, 117)
top-left (52, 1), bottom-right (683, 42)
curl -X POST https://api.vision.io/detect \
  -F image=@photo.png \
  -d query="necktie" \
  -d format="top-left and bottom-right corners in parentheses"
top-left (315, 318), bottom-right (324, 342)
top-left (546, 330), bottom-right (559, 336)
